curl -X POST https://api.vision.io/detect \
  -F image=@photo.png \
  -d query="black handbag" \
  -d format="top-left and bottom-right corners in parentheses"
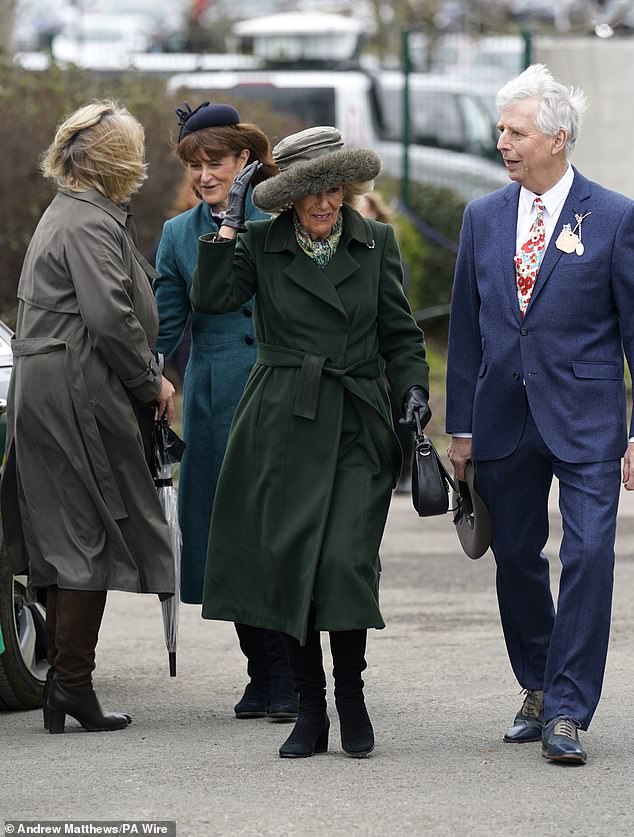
top-left (411, 415), bottom-right (458, 517)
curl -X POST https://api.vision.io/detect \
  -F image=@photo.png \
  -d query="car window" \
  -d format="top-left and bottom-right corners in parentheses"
top-left (378, 88), bottom-right (464, 151)
top-left (460, 94), bottom-right (498, 159)
top-left (208, 84), bottom-right (336, 127)
top-left (412, 92), bottom-right (462, 149)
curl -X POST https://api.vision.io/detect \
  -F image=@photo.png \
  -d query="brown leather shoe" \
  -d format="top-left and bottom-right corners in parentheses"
top-left (541, 716), bottom-right (587, 764)
top-left (503, 689), bottom-right (544, 743)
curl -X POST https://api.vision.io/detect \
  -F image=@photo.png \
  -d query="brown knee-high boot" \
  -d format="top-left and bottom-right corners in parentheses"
top-left (278, 608), bottom-right (329, 758)
top-left (47, 589), bottom-right (131, 734)
top-left (329, 629), bottom-right (374, 757)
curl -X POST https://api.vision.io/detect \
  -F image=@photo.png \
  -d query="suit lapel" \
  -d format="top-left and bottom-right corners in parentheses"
top-left (525, 169), bottom-right (592, 315)
top-left (498, 185), bottom-right (523, 322)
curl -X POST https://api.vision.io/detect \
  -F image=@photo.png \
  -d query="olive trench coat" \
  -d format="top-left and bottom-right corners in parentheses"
top-left (0, 189), bottom-right (175, 595)
top-left (192, 206), bottom-right (429, 643)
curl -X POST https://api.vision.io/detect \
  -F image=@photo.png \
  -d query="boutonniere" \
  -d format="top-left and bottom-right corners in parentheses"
top-left (555, 211), bottom-right (591, 255)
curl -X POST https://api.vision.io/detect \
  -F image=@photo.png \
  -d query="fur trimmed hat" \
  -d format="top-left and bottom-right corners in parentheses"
top-left (252, 126), bottom-right (381, 212)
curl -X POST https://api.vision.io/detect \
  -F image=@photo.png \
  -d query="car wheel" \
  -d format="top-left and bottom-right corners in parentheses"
top-left (0, 539), bottom-right (48, 709)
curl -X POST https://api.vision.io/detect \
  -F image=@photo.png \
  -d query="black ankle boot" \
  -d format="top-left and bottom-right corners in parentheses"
top-left (279, 712), bottom-right (330, 758)
top-left (330, 629), bottom-right (375, 758)
top-left (47, 681), bottom-right (131, 734)
top-left (336, 700), bottom-right (374, 758)
top-left (279, 620), bottom-right (328, 758)
top-left (234, 682), bottom-right (269, 718)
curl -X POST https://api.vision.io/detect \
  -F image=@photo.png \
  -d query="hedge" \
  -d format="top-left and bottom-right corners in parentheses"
top-left (0, 63), bottom-right (302, 327)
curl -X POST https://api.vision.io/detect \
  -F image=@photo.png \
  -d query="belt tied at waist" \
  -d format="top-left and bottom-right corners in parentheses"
top-left (256, 343), bottom-right (400, 479)
top-left (257, 343), bottom-right (381, 421)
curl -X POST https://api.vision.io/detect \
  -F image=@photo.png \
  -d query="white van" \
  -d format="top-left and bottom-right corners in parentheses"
top-left (167, 68), bottom-right (508, 202)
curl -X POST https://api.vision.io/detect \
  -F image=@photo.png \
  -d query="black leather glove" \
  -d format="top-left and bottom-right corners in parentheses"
top-left (222, 160), bottom-right (262, 231)
top-left (399, 385), bottom-right (432, 432)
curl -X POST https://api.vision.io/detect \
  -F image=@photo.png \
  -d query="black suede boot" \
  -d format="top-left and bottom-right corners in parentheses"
top-left (330, 629), bottom-right (374, 757)
top-left (233, 623), bottom-right (271, 718)
top-left (279, 616), bottom-right (329, 758)
top-left (47, 589), bottom-right (131, 734)
top-left (263, 630), bottom-right (298, 722)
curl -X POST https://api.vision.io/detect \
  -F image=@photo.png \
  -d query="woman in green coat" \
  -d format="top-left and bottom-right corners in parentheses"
top-left (192, 126), bottom-right (431, 759)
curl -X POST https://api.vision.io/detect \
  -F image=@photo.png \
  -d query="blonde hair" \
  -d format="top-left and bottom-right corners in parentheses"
top-left (343, 179), bottom-right (375, 209)
top-left (359, 191), bottom-right (393, 223)
top-left (41, 100), bottom-right (147, 203)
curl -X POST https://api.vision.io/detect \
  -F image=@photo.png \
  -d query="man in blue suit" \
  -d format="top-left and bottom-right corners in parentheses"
top-left (446, 64), bottom-right (634, 765)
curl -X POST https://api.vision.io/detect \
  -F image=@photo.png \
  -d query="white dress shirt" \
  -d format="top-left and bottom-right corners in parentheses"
top-left (515, 164), bottom-right (574, 253)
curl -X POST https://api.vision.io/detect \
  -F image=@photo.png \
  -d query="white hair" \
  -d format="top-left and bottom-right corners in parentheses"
top-left (496, 63), bottom-right (587, 154)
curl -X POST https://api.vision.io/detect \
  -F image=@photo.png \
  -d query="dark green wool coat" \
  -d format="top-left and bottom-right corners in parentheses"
top-left (191, 206), bottom-right (429, 643)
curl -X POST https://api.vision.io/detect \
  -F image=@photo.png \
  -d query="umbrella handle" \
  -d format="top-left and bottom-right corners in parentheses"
top-left (169, 651), bottom-right (176, 677)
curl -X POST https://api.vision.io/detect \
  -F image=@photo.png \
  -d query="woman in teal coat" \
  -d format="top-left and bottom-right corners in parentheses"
top-left (192, 126), bottom-right (431, 759)
top-left (155, 102), bottom-right (296, 720)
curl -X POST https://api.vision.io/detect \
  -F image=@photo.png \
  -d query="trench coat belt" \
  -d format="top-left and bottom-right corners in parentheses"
top-left (256, 343), bottom-right (400, 475)
top-left (11, 336), bottom-right (127, 520)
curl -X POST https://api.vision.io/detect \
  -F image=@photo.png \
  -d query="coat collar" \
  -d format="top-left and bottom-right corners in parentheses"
top-left (262, 205), bottom-right (374, 318)
top-left (59, 187), bottom-right (130, 228)
top-left (263, 204), bottom-right (375, 253)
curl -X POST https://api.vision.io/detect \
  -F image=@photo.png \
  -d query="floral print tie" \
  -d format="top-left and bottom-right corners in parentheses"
top-left (515, 197), bottom-right (546, 317)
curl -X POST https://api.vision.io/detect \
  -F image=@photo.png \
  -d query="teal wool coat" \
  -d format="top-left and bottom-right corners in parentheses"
top-left (154, 194), bottom-right (267, 602)
top-left (192, 206), bottom-right (429, 643)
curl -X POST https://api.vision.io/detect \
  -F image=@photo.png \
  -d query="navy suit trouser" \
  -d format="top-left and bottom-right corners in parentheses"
top-left (475, 408), bottom-right (620, 730)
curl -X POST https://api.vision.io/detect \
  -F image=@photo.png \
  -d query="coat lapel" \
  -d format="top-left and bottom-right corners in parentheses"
top-left (328, 206), bottom-right (375, 288)
top-left (263, 207), bottom-right (374, 318)
top-left (525, 169), bottom-right (592, 315)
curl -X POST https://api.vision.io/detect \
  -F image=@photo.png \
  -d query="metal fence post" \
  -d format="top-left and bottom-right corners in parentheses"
top-left (400, 27), bottom-right (412, 209)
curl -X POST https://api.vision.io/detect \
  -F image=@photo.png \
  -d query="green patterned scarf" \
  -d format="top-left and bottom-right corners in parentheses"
top-left (293, 211), bottom-right (343, 269)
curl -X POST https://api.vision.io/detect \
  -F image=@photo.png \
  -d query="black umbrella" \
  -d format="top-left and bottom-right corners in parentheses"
top-left (152, 417), bottom-right (186, 676)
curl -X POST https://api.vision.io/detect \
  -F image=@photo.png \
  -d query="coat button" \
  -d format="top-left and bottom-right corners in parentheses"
top-left (520, 327), bottom-right (528, 336)
top-left (244, 335), bottom-right (254, 346)
top-left (242, 308), bottom-right (252, 318)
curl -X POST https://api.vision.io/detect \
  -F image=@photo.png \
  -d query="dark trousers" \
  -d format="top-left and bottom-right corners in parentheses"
top-left (475, 408), bottom-right (620, 730)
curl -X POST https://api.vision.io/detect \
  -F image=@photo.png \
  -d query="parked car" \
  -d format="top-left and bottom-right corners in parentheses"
top-left (374, 71), bottom-right (501, 162)
top-left (0, 320), bottom-right (48, 711)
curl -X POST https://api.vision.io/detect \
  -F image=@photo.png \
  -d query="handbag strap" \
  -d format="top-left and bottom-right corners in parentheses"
top-left (414, 416), bottom-right (459, 495)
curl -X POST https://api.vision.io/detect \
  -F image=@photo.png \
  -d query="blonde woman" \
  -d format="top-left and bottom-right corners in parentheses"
top-left (0, 100), bottom-right (175, 734)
